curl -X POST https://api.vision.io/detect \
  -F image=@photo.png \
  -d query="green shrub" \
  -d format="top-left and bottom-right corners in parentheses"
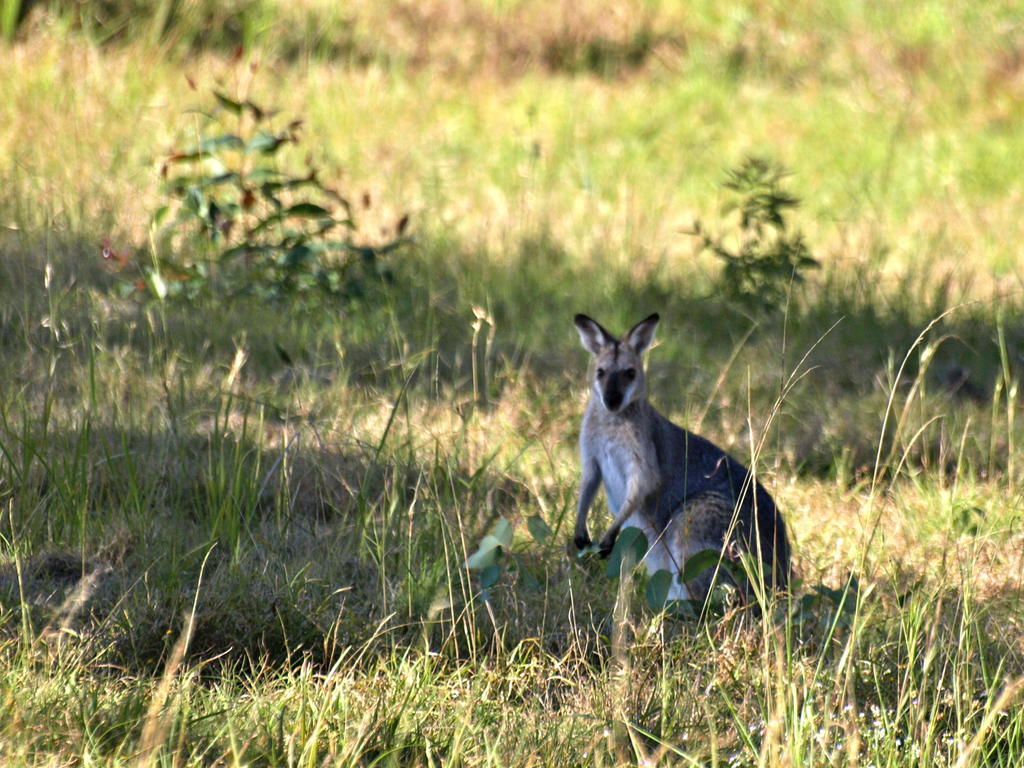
top-left (692, 156), bottom-right (819, 313)
top-left (135, 90), bottom-right (409, 302)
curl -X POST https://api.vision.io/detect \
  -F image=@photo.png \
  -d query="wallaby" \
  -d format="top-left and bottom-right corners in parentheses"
top-left (573, 312), bottom-right (790, 604)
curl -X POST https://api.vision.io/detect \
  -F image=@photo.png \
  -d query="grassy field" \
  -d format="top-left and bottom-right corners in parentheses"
top-left (2, 1), bottom-right (1024, 765)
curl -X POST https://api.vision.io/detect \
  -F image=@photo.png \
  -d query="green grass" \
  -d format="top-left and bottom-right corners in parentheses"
top-left (1, 2), bottom-right (1024, 765)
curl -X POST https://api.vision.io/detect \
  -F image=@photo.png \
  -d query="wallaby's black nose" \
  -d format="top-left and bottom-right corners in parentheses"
top-left (603, 373), bottom-right (627, 412)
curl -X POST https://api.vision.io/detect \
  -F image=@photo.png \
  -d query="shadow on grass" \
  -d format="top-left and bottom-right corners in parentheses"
top-left (0, 422), bottom-right (1021, 768)
top-left (6, 228), bottom-right (1024, 484)
top-left (0, 418), bottom-right (548, 673)
top-left (2, 229), bottom-right (1024, 678)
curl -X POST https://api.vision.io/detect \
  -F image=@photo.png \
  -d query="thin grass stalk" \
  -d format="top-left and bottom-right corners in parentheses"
top-left (996, 319), bottom-right (1017, 485)
top-left (136, 545), bottom-right (213, 767)
top-left (952, 676), bottom-right (1024, 768)
top-left (0, 0), bottom-right (21, 45)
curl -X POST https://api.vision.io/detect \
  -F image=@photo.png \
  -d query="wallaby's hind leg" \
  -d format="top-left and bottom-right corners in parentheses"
top-left (673, 492), bottom-right (751, 607)
top-left (617, 512), bottom-right (692, 601)
top-left (623, 491), bottom-right (777, 608)
top-left (650, 516), bottom-right (691, 601)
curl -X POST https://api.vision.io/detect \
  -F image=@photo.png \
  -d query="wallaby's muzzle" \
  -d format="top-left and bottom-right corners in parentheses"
top-left (602, 392), bottom-right (624, 412)
top-left (601, 374), bottom-right (627, 412)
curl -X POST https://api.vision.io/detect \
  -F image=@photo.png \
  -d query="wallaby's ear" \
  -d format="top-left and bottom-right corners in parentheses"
top-left (624, 313), bottom-right (660, 354)
top-left (574, 314), bottom-right (614, 356)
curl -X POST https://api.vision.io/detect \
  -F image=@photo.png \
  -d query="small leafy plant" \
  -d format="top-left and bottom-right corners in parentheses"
top-left (789, 572), bottom-right (861, 630)
top-left (601, 528), bottom-right (745, 617)
top-left (471, 519), bottom-right (857, 627)
top-left (136, 90), bottom-right (409, 301)
top-left (464, 515), bottom-right (557, 601)
top-left (691, 155), bottom-right (818, 312)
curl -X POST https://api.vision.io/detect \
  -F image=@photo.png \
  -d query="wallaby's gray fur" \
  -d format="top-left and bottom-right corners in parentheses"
top-left (573, 312), bottom-right (790, 604)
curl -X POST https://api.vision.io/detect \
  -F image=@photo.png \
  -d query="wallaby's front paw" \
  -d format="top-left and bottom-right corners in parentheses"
top-left (574, 534), bottom-right (592, 551)
top-left (598, 532), bottom-right (617, 558)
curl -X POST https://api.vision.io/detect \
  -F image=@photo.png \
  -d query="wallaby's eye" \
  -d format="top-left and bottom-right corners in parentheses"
top-left (596, 367), bottom-right (606, 379)
top-left (624, 368), bottom-right (637, 381)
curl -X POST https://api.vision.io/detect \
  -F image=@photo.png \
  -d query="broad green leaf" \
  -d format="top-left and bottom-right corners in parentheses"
top-left (681, 549), bottom-right (722, 583)
top-left (205, 172), bottom-right (239, 187)
top-left (526, 514), bottom-right (552, 544)
top-left (260, 175), bottom-right (321, 194)
top-left (479, 563), bottom-right (502, 589)
top-left (646, 569), bottom-right (673, 611)
top-left (151, 205), bottom-right (170, 228)
top-left (465, 533), bottom-right (505, 570)
top-left (246, 131), bottom-right (289, 154)
top-left (465, 546), bottom-right (499, 571)
top-left (249, 213), bottom-right (284, 234)
top-left (184, 187), bottom-right (205, 215)
top-left (242, 100), bottom-right (270, 120)
top-left (214, 91), bottom-right (243, 115)
top-left (491, 518), bottom-right (513, 548)
top-left (606, 526), bottom-right (648, 579)
top-left (284, 203), bottom-right (330, 218)
top-left (479, 532), bottom-right (506, 552)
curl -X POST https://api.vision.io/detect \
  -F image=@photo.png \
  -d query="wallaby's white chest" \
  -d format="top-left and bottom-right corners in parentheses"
top-left (596, 441), bottom-right (634, 515)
